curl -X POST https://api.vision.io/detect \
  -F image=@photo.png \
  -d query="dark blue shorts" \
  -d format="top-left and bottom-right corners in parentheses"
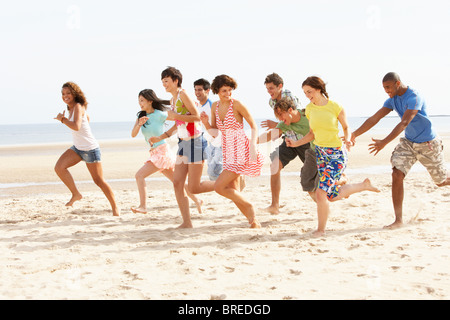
top-left (177, 135), bottom-right (207, 163)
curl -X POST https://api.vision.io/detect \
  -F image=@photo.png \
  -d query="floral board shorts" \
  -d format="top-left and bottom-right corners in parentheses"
top-left (315, 146), bottom-right (348, 200)
top-left (391, 137), bottom-right (448, 184)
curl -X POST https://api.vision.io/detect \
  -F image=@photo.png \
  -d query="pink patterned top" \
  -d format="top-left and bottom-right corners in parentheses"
top-left (215, 99), bottom-right (263, 177)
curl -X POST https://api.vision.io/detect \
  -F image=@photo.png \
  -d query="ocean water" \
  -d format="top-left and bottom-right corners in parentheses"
top-left (1, 116), bottom-right (449, 191)
top-left (1, 116), bottom-right (449, 146)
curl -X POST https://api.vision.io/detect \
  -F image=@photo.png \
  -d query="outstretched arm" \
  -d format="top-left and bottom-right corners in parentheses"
top-left (351, 107), bottom-right (391, 143)
top-left (368, 108), bottom-right (418, 155)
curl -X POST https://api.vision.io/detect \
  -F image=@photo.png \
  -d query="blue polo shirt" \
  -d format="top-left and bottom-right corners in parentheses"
top-left (383, 87), bottom-right (436, 143)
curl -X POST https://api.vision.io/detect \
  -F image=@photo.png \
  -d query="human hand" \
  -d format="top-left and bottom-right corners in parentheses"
top-left (138, 116), bottom-right (149, 127)
top-left (285, 138), bottom-right (296, 148)
top-left (200, 111), bottom-right (209, 124)
top-left (54, 110), bottom-right (65, 122)
top-left (344, 139), bottom-right (354, 151)
top-left (261, 119), bottom-right (277, 130)
top-left (149, 136), bottom-right (161, 146)
top-left (368, 138), bottom-right (386, 156)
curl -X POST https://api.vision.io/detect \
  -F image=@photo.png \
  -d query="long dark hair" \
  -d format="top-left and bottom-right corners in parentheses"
top-left (302, 76), bottom-right (329, 99)
top-left (137, 89), bottom-right (170, 127)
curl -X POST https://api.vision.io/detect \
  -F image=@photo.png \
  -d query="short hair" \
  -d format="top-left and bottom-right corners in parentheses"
top-left (193, 78), bottom-right (211, 90)
top-left (274, 98), bottom-right (295, 116)
top-left (161, 66), bottom-right (183, 87)
top-left (382, 72), bottom-right (401, 83)
top-left (211, 75), bottom-right (237, 94)
top-left (264, 73), bottom-right (284, 86)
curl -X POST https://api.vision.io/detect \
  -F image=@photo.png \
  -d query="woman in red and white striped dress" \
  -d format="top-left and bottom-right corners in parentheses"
top-left (201, 75), bottom-right (264, 228)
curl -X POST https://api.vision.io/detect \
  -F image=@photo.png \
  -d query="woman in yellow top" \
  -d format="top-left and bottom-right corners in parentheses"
top-left (286, 76), bottom-right (380, 237)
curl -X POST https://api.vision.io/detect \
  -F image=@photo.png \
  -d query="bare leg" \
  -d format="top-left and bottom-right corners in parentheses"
top-left (54, 149), bottom-right (83, 206)
top-left (214, 170), bottom-right (261, 228)
top-left (330, 178), bottom-right (380, 202)
top-left (314, 189), bottom-right (329, 237)
top-left (263, 158), bottom-right (283, 215)
top-left (161, 168), bottom-right (203, 214)
top-left (385, 168), bottom-right (405, 229)
top-left (186, 162), bottom-right (215, 194)
top-left (172, 158), bottom-right (192, 228)
top-left (132, 162), bottom-right (160, 214)
top-left (86, 162), bottom-right (120, 216)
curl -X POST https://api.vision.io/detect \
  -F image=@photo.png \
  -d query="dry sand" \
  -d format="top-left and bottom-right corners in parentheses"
top-left (1, 133), bottom-right (450, 300)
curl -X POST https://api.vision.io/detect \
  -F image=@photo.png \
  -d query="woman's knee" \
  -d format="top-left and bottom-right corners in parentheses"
top-left (214, 182), bottom-right (225, 196)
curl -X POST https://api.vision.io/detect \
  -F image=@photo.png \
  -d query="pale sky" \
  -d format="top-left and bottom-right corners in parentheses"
top-left (1, 0), bottom-right (450, 125)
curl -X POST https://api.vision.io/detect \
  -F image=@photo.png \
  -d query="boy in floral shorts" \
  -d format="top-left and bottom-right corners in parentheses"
top-left (351, 72), bottom-right (450, 229)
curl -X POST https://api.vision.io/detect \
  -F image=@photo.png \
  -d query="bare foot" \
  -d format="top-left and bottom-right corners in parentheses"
top-left (194, 199), bottom-right (203, 214)
top-left (250, 220), bottom-right (261, 229)
top-left (262, 205), bottom-right (280, 215)
top-left (177, 222), bottom-right (193, 229)
top-left (312, 230), bottom-right (326, 237)
top-left (384, 220), bottom-right (403, 230)
top-left (66, 193), bottom-right (82, 207)
top-left (363, 178), bottom-right (381, 193)
top-left (131, 206), bottom-right (147, 214)
top-left (112, 208), bottom-right (121, 217)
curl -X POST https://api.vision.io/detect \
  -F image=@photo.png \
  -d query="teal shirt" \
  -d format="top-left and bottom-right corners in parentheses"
top-left (276, 109), bottom-right (314, 150)
top-left (140, 109), bottom-right (168, 148)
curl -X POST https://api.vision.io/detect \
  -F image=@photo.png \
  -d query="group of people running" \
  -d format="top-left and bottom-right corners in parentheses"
top-left (54, 68), bottom-right (450, 237)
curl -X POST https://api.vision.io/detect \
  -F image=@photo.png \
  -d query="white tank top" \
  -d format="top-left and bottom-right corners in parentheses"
top-left (69, 109), bottom-right (99, 151)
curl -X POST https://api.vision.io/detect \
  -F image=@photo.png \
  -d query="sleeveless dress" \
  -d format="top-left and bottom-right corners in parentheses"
top-left (215, 99), bottom-right (263, 177)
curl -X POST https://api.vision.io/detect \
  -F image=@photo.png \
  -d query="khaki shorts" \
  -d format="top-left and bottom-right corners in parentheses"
top-left (391, 137), bottom-right (448, 184)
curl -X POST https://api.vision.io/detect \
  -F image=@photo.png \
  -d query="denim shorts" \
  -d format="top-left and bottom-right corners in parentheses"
top-left (177, 135), bottom-right (207, 164)
top-left (70, 145), bottom-right (102, 163)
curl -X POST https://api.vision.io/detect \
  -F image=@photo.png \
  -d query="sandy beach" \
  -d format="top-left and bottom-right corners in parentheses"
top-left (1, 133), bottom-right (450, 300)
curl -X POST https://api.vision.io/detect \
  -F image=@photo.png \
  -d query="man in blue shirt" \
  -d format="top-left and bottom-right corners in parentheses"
top-left (351, 72), bottom-right (449, 229)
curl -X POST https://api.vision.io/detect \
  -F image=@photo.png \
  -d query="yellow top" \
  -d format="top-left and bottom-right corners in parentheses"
top-left (305, 100), bottom-right (343, 148)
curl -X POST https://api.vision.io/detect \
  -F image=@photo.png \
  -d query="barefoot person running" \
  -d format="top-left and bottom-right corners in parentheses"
top-left (286, 76), bottom-right (380, 236)
top-left (201, 75), bottom-right (264, 228)
top-left (130, 89), bottom-right (202, 214)
top-left (54, 82), bottom-right (120, 216)
top-left (351, 72), bottom-right (450, 229)
top-left (151, 67), bottom-right (215, 228)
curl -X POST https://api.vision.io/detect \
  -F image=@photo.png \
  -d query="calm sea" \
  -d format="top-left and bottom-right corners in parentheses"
top-left (1, 116), bottom-right (449, 146)
top-left (1, 116), bottom-right (449, 191)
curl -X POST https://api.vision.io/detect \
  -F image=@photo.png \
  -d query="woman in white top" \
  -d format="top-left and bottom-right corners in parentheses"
top-left (54, 82), bottom-right (120, 216)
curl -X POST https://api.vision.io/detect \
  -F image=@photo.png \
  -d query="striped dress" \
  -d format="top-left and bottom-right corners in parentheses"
top-left (215, 99), bottom-right (263, 177)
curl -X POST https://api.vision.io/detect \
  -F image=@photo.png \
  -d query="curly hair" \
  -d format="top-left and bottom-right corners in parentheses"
top-left (211, 75), bottom-right (237, 94)
top-left (62, 82), bottom-right (88, 108)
